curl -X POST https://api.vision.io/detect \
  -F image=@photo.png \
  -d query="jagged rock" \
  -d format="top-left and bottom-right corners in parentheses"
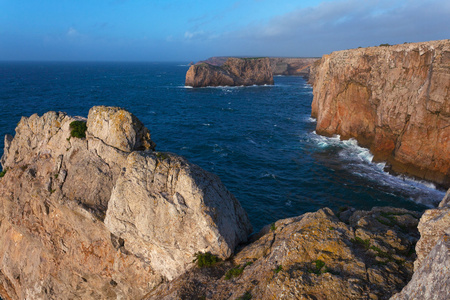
top-left (146, 207), bottom-right (420, 300)
top-left (105, 151), bottom-right (252, 280)
top-left (390, 234), bottom-right (450, 300)
top-left (311, 40), bottom-right (450, 188)
top-left (185, 57), bottom-right (274, 87)
top-left (0, 107), bottom-right (251, 300)
top-left (390, 188), bottom-right (450, 299)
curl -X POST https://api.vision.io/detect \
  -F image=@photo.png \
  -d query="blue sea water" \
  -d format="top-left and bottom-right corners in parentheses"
top-left (0, 62), bottom-right (445, 231)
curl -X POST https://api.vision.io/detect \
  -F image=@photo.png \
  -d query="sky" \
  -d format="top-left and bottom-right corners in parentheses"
top-left (0, 0), bottom-right (448, 61)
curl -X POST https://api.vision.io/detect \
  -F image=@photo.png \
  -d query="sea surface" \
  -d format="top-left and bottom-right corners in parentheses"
top-left (0, 62), bottom-right (445, 231)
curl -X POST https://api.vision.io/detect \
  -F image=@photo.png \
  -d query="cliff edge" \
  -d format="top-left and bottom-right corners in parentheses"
top-left (311, 40), bottom-right (450, 188)
top-left (0, 106), bottom-right (252, 299)
top-left (185, 57), bottom-right (274, 87)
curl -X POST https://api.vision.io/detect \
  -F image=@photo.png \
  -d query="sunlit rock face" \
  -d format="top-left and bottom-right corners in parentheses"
top-left (185, 57), bottom-right (274, 87)
top-left (0, 106), bottom-right (251, 300)
top-left (311, 40), bottom-right (450, 188)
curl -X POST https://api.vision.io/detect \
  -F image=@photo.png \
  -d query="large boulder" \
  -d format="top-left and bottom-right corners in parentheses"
top-left (105, 151), bottom-right (252, 280)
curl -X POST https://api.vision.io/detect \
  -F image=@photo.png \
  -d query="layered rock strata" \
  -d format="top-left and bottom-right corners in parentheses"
top-left (0, 106), bottom-right (252, 299)
top-left (185, 57), bottom-right (274, 87)
top-left (311, 40), bottom-right (450, 188)
top-left (147, 207), bottom-right (421, 300)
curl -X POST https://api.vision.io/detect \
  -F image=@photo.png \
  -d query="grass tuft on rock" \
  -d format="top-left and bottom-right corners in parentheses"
top-left (0, 169), bottom-right (6, 178)
top-left (193, 252), bottom-right (221, 268)
top-left (69, 121), bottom-right (87, 138)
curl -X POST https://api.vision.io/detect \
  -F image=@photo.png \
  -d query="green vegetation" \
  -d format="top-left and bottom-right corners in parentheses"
top-left (0, 169), bottom-right (7, 178)
top-left (224, 261), bottom-right (253, 280)
top-left (379, 43), bottom-right (391, 47)
top-left (270, 223), bottom-right (276, 231)
top-left (155, 152), bottom-right (169, 160)
top-left (193, 252), bottom-right (221, 268)
top-left (308, 259), bottom-right (329, 275)
top-left (69, 121), bottom-right (87, 138)
top-left (274, 265), bottom-right (283, 274)
top-left (329, 226), bottom-right (335, 230)
top-left (225, 265), bottom-right (245, 280)
top-left (237, 291), bottom-right (252, 300)
top-left (351, 236), bottom-right (370, 249)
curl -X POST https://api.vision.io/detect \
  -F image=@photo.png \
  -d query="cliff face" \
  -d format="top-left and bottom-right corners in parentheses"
top-left (185, 57), bottom-right (274, 87)
top-left (0, 107), bottom-right (252, 299)
top-left (269, 57), bottom-right (319, 77)
top-left (391, 188), bottom-right (450, 299)
top-left (311, 40), bottom-right (450, 188)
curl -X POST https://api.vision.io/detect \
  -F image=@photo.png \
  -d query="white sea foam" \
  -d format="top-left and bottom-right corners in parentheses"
top-left (308, 131), bottom-right (446, 207)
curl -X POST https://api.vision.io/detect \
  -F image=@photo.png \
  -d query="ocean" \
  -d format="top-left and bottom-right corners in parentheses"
top-left (0, 61), bottom-right (445, 231)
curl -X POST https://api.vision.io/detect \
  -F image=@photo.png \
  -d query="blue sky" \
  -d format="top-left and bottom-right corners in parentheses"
top-left (0, 0), bottom-right (448, 61)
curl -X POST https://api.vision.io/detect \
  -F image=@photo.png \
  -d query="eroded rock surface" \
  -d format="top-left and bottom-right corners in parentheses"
top-left (311, 40), bottom-right (450, 188)
top-left (105, 151), bottom-right (252, 280)
top-left (391, 189), bottom-right (450, 299)
top-left (147, 207), bottom-right (420, 300)
top-left (0, 106), bottom-right (251, 300)
top-left (185, 57), bottom-right (274, 87)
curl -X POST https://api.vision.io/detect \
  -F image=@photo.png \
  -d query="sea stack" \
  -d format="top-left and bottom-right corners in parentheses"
top-left (185, 57), bottom-right (274, 87)
top-left (311, 39), bottom-right (450, 188)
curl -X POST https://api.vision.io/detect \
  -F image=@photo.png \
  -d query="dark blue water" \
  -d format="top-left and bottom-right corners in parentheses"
top-left (0, 62), bottom-right (445, 231)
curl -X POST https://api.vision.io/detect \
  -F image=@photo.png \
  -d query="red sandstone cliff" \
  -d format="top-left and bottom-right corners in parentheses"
top-left (311, 40), bottom-right (450, 188)
top-left (185, 57), bottom-right (274, 87)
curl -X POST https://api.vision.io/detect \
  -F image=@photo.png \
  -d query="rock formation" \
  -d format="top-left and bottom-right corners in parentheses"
top-left (391, 188), bottom-right (450, 299)
top-left (196, 56), bottom-right (319, 77)
top-left (0, 106), bottom-right (252, 299)
top-left (311, 40), bottom-right (450, 188)
top-left (147, 206), bottom-right (421, 299)
top-left (185, 57), bottom-right (274, 87)
top-left (269, 57), bottom-right (319, 77)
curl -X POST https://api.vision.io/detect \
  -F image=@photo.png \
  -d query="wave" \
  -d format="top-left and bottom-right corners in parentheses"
top-left (308, 132), bottom-right (446, 207)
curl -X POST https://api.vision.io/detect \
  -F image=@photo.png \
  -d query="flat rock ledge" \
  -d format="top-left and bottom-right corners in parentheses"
top-left (0, 106), bottom-right (252, 300)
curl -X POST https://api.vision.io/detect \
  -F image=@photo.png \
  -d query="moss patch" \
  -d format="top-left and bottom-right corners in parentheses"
top-left (70, 121), bottom-right (87, 138)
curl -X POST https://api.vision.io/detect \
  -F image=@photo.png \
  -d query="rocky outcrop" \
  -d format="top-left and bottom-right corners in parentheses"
top-left (185, 57), bottom-right (274, 87)
top-left (270, 57), bottom-right (319, 77)
top-left (311, 40), bottom-right (450, 188)
top-left (196, 56), bottom-right (319, 77)
top-left (0, 106), bottom-right (251, 299)
top-left (391, 188), bottom-right (450, 299)
top-left (147, 207), bottom-right (421, 300)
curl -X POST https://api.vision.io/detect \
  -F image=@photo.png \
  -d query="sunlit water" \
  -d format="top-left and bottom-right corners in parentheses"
top-left (0, 62), bottom-right (445, 231)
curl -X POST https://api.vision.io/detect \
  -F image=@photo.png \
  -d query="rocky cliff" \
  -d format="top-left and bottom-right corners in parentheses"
top-left (185, 57), bottom-right (274, 87)
top-left (147, 206), bottom-right (421, 299)
top-left (311, 40), bottom-right (450, 188)
top-left (196, 56), bottom-right (319, 77)
top-left (0, 106), bottom-right (252, 299)
top-left (391, 188), bottom-right (450, 299)
top-left (270, 57), bottom-right (319, 77)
